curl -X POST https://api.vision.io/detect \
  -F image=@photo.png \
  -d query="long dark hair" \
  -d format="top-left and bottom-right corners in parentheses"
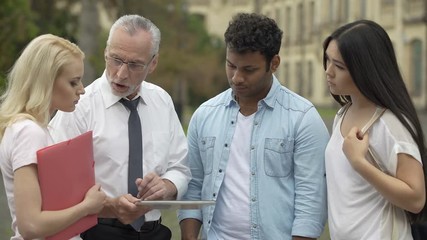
top-left (323, 19), bottom-right (427, 223)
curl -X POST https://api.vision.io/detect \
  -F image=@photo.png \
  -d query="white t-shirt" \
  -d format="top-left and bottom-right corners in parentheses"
top-left (0, 119), bottom-right (81, 240)
top-left (325, 109), bottom-right (420, 240)
top-left (209, 112), bottom-right (254, 239)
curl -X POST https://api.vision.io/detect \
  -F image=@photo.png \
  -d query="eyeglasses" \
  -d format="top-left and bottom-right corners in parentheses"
top-left (105, 55), bottom-right (155, 72)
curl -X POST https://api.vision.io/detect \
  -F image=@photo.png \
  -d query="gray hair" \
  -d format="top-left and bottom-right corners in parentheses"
top-left (107, 14), bottom-right (161, 56)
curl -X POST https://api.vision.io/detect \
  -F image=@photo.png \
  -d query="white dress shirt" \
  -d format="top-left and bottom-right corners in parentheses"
top-left (49, 72), bottom-right (191, 221)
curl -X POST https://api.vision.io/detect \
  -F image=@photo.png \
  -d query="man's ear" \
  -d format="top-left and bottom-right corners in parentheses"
top-left (148, 55), bottom-right (158, 74)
top-left (270, 54), bottom-right (280, 72)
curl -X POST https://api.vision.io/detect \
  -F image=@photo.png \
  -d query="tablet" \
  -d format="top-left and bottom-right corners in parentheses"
top-left (135, 200), bottom-right (215, 210)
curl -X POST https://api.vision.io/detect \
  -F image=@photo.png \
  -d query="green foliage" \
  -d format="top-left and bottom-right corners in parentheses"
top-left (0, 75), bottom-right (6, 93)
top-left (0, 0), bottom-right (81, 94)
top-left (317, 107), bottom-right (338, 119)
top-left (91, 31), bottom-right (109, 76)
top-left (0, 0), bottom-right (38, 93)
top-left (0, 0), bottom-right (227, 114)
top-left (31, 0), bottom-right (80, 40)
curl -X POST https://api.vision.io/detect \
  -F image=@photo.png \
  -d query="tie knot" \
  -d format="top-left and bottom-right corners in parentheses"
top-left (120, 97), bottom-right (140, 111)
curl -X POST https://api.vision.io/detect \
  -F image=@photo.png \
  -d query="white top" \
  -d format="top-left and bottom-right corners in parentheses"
top-left (49, 72), bottom-right (191, 221)
top-left (0, 120), bottom-right (81, 240)
top-left (209, 112), bottom-right (254, 239)
top-left (325, 109), bottom-right (420, 240)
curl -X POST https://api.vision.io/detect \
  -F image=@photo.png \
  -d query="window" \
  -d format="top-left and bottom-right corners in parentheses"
top-left (360, 0), bottom-right (367, 18)
top-left (308, 1), bottom-right (315, 42)
top-left (283, 62), bottom-right (289, 87)
top-left (381, 0), bottom-right (395, 4)
top-left (411, 40), bottom-right (423, 96)
top-left (296, 62), bottom-right (303, 95)
top-left (342, 0), bottom-right (350, 21)
top-left (275, 8), bottom-right (281, 28)
top-left (298, 3), bottom-right (304, 42)
top-left (329, 0), bottom-right (335, 22)
top-left (307, 61), bottom-right (313, 97)
top-left (285, 6), bottom-right (291, 46)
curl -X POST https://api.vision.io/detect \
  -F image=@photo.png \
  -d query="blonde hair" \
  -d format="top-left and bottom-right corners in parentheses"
top-left (0, 34), bottom-right (84, 140)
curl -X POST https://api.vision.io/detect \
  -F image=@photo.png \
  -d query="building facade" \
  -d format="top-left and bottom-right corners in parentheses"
top-left (188, 0), bottom-right (427, 109)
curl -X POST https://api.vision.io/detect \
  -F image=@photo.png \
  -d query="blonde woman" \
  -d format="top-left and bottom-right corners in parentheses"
top-left (0, 34), bottom-right (106, 240)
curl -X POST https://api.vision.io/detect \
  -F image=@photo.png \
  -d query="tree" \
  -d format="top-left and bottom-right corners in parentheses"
top-left (30, 0), bottom-right (80, 40)
top-left (78, 0), bottom-right (100, 86)
top-left (0, 0), bottom-right (38, 91)
top-left (0, 0), bottom-right (227, 123)
top-left (0, 0), bottom-right (82, 92)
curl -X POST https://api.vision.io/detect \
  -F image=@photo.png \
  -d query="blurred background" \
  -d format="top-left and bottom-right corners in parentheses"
top-left (1, 0), bottom-right (427, 239)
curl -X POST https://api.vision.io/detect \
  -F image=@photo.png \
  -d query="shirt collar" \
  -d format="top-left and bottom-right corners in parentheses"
top-left (262, 75), bottom-right (281, 108)
top-left (227, 74), bottom-right (280, 108)
top-left (100, 71), bottom-right (145, 108)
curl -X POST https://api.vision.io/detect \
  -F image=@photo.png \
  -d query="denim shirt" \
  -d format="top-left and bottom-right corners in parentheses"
top-left (178, 76), bottom-right (329, 239)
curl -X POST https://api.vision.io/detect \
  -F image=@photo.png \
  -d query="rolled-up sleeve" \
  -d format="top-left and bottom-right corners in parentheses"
top-left (292, 107), bottom-right (329, 237)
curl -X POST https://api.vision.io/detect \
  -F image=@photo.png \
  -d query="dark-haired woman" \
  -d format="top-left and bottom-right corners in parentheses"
top-left (324, 19), bottom-right (427, 239)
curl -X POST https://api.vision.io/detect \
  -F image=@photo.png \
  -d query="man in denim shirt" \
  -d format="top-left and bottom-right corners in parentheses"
top-left (178, 13), bottom-right (329, 240)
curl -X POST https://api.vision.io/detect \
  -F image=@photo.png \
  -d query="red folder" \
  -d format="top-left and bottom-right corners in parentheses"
top-left (37, 131), bottom-right (96, 240)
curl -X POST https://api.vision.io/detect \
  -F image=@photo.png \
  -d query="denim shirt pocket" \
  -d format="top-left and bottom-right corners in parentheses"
top-left (198, 136), bottom-right (216, 175)
top-left (264, 138), bottom-right (294, 177)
